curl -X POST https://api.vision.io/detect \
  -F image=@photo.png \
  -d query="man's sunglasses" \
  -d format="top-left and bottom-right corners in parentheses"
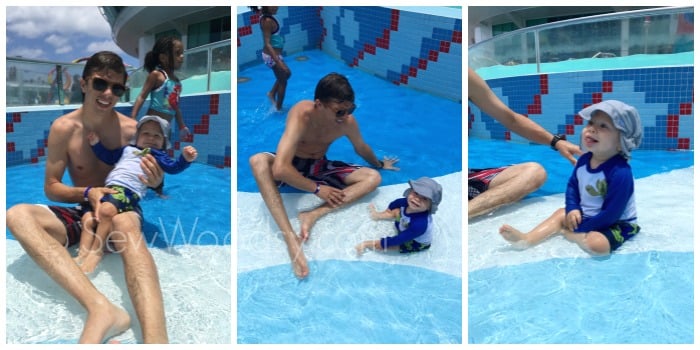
top-left (334, 102), bottom-right (356, 118)
top-left (91, 77), bottom-right (126, 97)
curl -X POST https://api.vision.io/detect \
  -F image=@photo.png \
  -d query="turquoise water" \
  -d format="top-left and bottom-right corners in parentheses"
top-left (468, 138), bottom-right (694, 344)
top-left (237, 50), bottom-right (462, 344)
top-left (473, 51), bottom-right (693, 80)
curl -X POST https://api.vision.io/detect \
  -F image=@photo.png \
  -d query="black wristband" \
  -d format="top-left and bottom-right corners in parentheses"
top-left (376, 160), bottom-right (384, 169)
top-left (550, 134), bottom-right (566, 150)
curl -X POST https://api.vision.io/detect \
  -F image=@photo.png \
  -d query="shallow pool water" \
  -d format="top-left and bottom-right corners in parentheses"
top-left (5, 161), bottom-right (231, 343)
top-left (468, 138), bottom-right (693, 344)
top-left (237, 50), bottom-right (462, 344)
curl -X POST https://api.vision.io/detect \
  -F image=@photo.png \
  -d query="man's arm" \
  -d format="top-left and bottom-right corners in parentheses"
top-left (271, 111), bottom-right (318, 193)
top-left (344, 117), bottom-right (383, 168)
top-left (468, 67), bottom-right (582, 164)
top-left (44, 119), bottom-right (85, 203)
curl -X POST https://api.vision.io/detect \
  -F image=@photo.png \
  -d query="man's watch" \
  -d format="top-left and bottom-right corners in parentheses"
top-left (550, 134), bottom-right (566, 150)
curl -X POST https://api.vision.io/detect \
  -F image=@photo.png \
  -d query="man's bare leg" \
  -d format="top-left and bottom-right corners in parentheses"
top-left (111, 213), bottom-right (168, 343)
top-left (298, 167), bottom-right (381, 240)
top-left (468, 162), bottom-right (546, 219)
top-left (6, 204), bottom-right (130, 343)
top-left (249, 153), bottom-right (309, 278)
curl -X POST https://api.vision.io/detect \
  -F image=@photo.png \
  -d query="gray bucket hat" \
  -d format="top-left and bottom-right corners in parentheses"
top-left (578, 100), bottom-right (642, 158)
top-left (137, 115), bottom-right (171, 149)
top-left (403, 177), bottom-right (442, 214)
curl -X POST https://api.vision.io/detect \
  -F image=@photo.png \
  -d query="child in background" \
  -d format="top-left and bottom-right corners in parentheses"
top-left (356, 177), bottom-right (442, 255)
top-left (131, 36), bottom-right (191, 196)
top-left (250, 6), bottom-right (291, 111)
top-left (499, 100), bottom-right (643, 255)
top-left (75, 115), bottom-right (198, 273)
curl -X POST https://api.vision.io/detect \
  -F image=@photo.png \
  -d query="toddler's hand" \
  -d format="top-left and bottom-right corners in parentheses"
top-left (86, 132), bottom-right (99, 146)
top-left (368, 203), bottom-right (381, 220)
top-left (183, 146), bottom-right (198, 162)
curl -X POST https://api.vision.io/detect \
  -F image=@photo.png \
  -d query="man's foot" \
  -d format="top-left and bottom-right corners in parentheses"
top-left (499, 224), bottom-right (528, 244)
top-left (286, 236), bottom-right (309, 279)
top-left (79, 301), bottom-right (131, 343)
top-left (298, 210), bottom-right (323, 242)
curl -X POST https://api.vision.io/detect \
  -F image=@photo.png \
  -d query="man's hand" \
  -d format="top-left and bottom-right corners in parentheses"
top-left (139, 153), bottom-right (164, 187)
top-left (380, 156), bottom-right (400, 171)
top-left (316, 184), bottom-right (345, 207)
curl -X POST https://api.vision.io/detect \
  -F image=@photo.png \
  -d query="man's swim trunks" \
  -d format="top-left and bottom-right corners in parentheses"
top-left (265, 152), bottom-right (362, 189)
top-left (468, 167), bottom-right (508, 200)
top-left (45, 204), bottom-right (92, 247)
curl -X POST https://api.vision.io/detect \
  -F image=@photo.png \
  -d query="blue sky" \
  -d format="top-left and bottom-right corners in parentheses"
top-left (6, 6), bottom-right (139, 67)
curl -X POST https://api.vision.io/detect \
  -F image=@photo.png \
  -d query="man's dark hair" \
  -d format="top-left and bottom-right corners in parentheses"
top-left (314, 72), bottom-right (354, 103)
top-left (81, 51), bottom-right (127, 84)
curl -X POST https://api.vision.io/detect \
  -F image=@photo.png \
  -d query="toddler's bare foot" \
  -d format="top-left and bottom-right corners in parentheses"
top-left (355, 244), bottom-right (366, 256)
top-left (499, 224), bottom-right (528, 244)
top-left (80, 251), bottom-right (104, 274)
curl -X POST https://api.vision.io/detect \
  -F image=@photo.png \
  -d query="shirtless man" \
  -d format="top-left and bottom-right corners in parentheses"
top-left (468, 67), bottom-right (583, 219)
top-left (6, 51), bottom-right (168, 343)
top-left (249, 72), bottom-right (398, 279)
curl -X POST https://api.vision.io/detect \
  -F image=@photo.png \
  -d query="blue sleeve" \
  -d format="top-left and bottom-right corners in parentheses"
top-left (387, 197), bottom-right (405, 211)
top-left (380, 213), bottom-right (429, 248)
top-left (91, 142), bottom-right (124, 165)
top-left (565, 153), bottom-right (589, 213)
top-left (576, 159), bottom-right (634, 232)
top-left (152, 149), bottom-right (191, 174)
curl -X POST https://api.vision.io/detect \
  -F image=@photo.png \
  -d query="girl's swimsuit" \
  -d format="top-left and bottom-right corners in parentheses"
top-left (148, 67), bottom-right (182, 117)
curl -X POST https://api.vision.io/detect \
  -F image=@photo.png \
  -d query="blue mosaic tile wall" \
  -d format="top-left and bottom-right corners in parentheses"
top-left (6, 92), bottom-right (231, 167)
top-left (468, 66), bottom-right (694, 151)
top-left (237, 6), bottom-right (462, 101)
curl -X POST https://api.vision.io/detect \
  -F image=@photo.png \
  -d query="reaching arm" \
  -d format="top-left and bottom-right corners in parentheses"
top-left (468, 67), bottom-right (582, 164)
top-left (130, 71), bottom-right (161, 119)
top-left (344, 116), bottom-right (399, 170)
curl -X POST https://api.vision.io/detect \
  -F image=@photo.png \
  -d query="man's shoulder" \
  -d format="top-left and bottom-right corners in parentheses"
top-left (51, 109), bottom-right (81, 130)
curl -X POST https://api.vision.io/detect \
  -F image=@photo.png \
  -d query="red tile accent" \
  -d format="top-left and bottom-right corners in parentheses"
top-left (364, 43), bottom-right (376, 55)
top-left (210, 95), bottom-right (219, 114)
top-left (224, 156), bottom-right (231, 167)
top-left (31, 157), bottom-right (38, 163)
top-left (539, 75), bottom-right (548, 94)
top-left (7, 142), bottom-right (15, 152)
top-left (391, 10), bottom-right (399, 30)
top-left (602, 81), bottom-right (613, 92)
top-left (409, 67), bottom-right (417, 77)
top-left (400, 74), bottom-right (408, 84)
top-left (680, 103), bottom-right (692, 115)
top-left (451, 30), bottom-right (462, 43)
top-left (7, 122), bottom-right (13, 133)
top-left (666, 115), bottom-right (679, 138)
top-left (566, 124), bottom-right (574, 135)
top-left (418, 59), bottom-right (427, 70)
top-left (439, 41), bottom-right (450, 53)
top-left (13, 113), bottom-right (21, 123)
top-left (194, 125), bottom-right (209, 135)
top-left (237, 26), bottom-right (252, 37)
top-left (678, 138), bottom-right (690, 149)
top-left (250, 13), bottom-right (260, 24)
top-left (592, 92), bottom-right (602, 104)
top-left (173, 141), bottom-right (180, 150)
top-left (505, 131), bottom-right (511, 140)
top-left (574, 114), bottom-right (584, 125)
top-left (37, 148), bottom-right (44, 157)
top-left (428, 50), bottom-right (439, 62)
